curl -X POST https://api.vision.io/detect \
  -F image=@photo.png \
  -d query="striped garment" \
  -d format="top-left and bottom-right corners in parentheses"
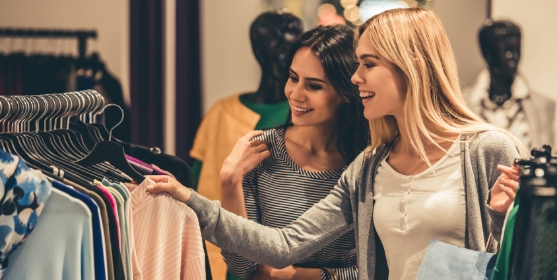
top-left (126, 178), bottom-right (206, 280)
top-left (222, 128), bottom-right (358, 280)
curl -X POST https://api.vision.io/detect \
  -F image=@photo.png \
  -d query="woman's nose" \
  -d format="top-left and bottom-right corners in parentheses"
top-left (351, 70), bottom-right (363, 85)
top-left (288, 84), bottom-right (305, 102)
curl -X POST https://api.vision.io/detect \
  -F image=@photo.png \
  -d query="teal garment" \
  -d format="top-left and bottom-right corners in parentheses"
top-left (491, 189), bottom-right (521, 280)
top-left (238, 95), bottom-right (290, 130)
top-left (3, 188), bottom-right (95, 280)
top-left (191, 160), bottom-right (202, 191)
top-left (192, 97), bottom-right (290, 190)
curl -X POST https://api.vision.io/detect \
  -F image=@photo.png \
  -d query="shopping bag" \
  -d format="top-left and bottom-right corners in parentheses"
top-left (416, 239), bottom-right (497, 280)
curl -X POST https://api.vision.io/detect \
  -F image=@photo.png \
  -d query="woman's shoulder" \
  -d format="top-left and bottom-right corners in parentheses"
top-left (252, 127), bottom-right (282, 141)
top-left (464, 130), bottom-right (519, 158)
top-left (248, 128), bottom-right (287, 166)
top-left (466, 130), bottom-right (514, 148)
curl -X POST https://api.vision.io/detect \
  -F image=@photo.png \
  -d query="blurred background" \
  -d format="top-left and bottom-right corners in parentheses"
top-left (0, 0), bottom-right (555, 163)
top-left (1, 1), bottom-right (556, 279)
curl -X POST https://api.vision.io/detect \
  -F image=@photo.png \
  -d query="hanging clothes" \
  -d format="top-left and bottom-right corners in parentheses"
top-left (0, 151), bottom-right (52, 278)
top-left (0, 91), bottom-right (206, 280)
top-left (125, 178), bottom-right (205, 280)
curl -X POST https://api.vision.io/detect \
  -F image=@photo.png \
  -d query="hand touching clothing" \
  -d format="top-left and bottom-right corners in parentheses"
top-left (146, 176), bottom-right (192, 203)
top-left (489, 164), bottom-right (520, 213)
top-left (220, 130), bottom-right (271, 188)
top-left (219, 130), bottom-right (271, 218)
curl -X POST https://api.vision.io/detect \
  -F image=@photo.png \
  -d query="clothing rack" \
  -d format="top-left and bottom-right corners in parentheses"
top-left (0, 90), bottom-right (208, 280)
top-left (0, 90), bottom-right (105, 132)
top-left (0, 28), bottom-right (97, 58)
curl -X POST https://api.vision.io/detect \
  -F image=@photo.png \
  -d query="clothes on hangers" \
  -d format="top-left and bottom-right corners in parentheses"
top-left (3, 187), bottom-right (96, 280)
top-left (0, 151), bottom-right (52, 278)
top-left (0, 91), bottom-right (206, 280)
top-left (54, 180), bottom-right (108, 280)
top-left (0, 52), bottom-right (131, 142)
top-left (124, 178), bottom-right (206, 280)
top-left (492, 147), bottom-right (557, 279)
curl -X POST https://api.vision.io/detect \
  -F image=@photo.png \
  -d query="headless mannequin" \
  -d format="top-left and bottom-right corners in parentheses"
top-left (479, 20), bottom-right (521, 106)
top-left (242, 11), bottom-right (303, 104)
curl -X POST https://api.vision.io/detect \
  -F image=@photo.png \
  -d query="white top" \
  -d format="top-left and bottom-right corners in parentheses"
top-left (466, 69), bottom-right (531, 148)
top-left (373, 139), bottom-right (466, 280)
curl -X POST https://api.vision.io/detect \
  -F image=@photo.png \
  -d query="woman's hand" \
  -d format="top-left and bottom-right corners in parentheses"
top-left (252, 265), bottom-right (321, 280)
top-left (489, 164), bottom-right (520, 213)
top-left (146, 175), bottom-right (192, 204)
top-left (220, 130), bottom-right (271, 188)
top-left (252, 265), bottom-right (296, 280)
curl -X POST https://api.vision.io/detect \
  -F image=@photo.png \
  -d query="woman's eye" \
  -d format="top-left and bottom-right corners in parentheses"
top-left (364, 64), bottom-right (374, 69)
top-left (289, 76), bottom-right (298, 82)
top-left (308, 84), bottom-right (322, 91)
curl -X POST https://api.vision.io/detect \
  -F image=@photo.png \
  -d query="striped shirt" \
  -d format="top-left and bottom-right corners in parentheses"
top-left (222, 128), bottom-right (358, 280)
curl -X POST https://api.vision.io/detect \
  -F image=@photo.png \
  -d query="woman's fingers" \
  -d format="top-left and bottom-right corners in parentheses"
top-left (499, 176), bottom-right (519, 191)
top-left (145, 175), bottom-right (192, 203)
top-left (257, 150), bottom-right (271, 161)
top-left (242, 130), bottom-right (264, 141)
top-left (499, 184), bottom-right (516, 200)
top-left (497, 165), bottom-right (519, 181)
top-left (250, 139), bottom-right (269, 146)
top-left (147, 175), bottom-right (172, 183)
top-left (146, 175), bottom-right (173, 191)
top-left (254, 143), bottom-right (269, 153)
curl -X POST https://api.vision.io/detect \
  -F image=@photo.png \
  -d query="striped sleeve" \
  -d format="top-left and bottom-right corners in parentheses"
top-left (320, 266), bottom-right (358, 280)
top-left (334, 265), bottom-right (359, 280)
top-left (221, 169), bottom-right (260, 279)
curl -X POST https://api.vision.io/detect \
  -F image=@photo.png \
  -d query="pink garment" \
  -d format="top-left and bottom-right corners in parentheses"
top-left (125, 178), bottom-right (205, 280)
top-left (125, 155), bottom-right (168, 176)
top-left (97, 184), bottom-right (120, 247)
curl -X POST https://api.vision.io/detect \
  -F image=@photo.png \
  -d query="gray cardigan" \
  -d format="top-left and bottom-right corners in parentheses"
top-left (188, 131), bottom-right (518, 279)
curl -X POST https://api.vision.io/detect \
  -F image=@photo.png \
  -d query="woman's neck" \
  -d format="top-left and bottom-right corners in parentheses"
top-left (285, 123), bottom-right (339, 154)
top-left (392, 114), bottom-right (457, 158)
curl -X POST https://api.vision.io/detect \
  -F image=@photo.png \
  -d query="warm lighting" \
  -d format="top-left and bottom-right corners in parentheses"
top-left (352, 19), bottom-right (363, 26)
top-left (340, 0), bottom-right (358, 8)
top-left (359, 0), bottom-right (410, 22)
top-left (343, 5), bottom-right (360, 22)
top-left (317, 3), bottom-right (337, 21)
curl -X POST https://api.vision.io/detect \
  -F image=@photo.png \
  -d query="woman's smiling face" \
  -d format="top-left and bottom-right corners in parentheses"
top-left (285, 47), bottom-right (344, 127)
top-left (351, 30), bottom-right (407, 121)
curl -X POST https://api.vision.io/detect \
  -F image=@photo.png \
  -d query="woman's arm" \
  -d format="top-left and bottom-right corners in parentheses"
top-left (146, 152), bottom-right (364, 268)
top-left (475, 131), bottom-right (521, 242)
top-left (253, 264), bottom-right (358, 280)
top-left (221, 171), bottom-right (262, 279)
top-left (220, 130), bottom-right (270, 218)
top-left (252, 265), bottom-right (321, 280)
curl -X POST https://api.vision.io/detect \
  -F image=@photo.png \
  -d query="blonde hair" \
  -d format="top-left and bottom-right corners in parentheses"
top-left (357, 8), bottom-right (529, 162)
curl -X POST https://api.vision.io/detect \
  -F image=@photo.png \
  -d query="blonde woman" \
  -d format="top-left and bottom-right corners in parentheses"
top-left (146, 8), bottom-right (527, 280)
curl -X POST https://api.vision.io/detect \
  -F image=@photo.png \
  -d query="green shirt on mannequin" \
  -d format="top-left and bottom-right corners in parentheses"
top-left (191, 95), bottom-right (290, 190)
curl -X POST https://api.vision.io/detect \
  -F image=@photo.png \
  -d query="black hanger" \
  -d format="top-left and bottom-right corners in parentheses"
top-left (74, 104), bottom-right (144, 183)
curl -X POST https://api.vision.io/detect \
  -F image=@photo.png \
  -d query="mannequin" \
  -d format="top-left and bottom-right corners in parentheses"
top-left (189, 11), bottom-right (303, 280)
top-left (465, 20), bottom-right (556, 149)
top-left (243, 10), bottom-right (303, 104)
top-left (479, 20), bottom-right (521, 106)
